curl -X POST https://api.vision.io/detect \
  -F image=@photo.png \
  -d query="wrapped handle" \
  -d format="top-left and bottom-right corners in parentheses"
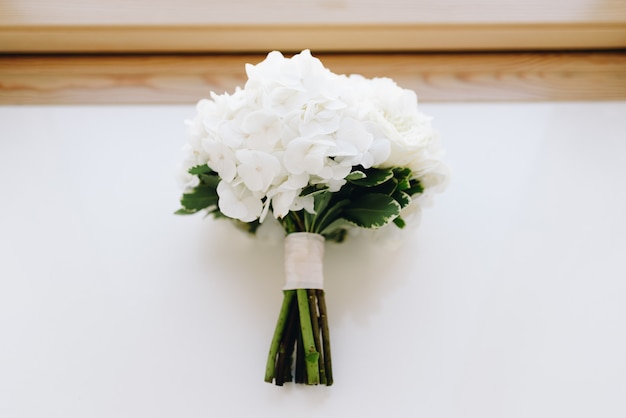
top-left (283, 232), bottom-right (325, 290)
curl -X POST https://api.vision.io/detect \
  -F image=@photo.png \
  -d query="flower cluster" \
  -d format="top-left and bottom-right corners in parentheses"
top-left (179, 50), bottom-right (448, 226)
top-left (177, 50), bottom-right (450, 387)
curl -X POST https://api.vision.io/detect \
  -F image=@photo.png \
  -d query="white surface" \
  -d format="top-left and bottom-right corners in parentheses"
top-left (1, 102), bottom-right (625, 417)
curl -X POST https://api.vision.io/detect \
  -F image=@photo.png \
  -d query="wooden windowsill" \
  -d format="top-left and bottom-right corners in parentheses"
top-left (1, 0), bottom-right (625, 53)
top-left (1, 52), bottom-right (624, 104)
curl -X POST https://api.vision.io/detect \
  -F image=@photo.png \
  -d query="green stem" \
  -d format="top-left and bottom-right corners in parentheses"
top-left (295, 326), bottom-right (306, 383)
top-left (303, 208), bottom-right (313, 232)
top-left (297, 289), bottom-right (320, 385)
top-left (307, 289), bottom-right (326, 385)
top-left (277, 297), bottom-right (299, 385)
top-left (265, 290), bottom-right (295, 383)
top-left (313, 199), bottom-right (350, 235)
top-left (316, 289), bottom-right (333, 386)
top-left (292, 211), bottom-right (306, 232)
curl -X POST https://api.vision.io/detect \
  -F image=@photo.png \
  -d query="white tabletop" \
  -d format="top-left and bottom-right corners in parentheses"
top-left (1, 102), bottom-right (625, 417)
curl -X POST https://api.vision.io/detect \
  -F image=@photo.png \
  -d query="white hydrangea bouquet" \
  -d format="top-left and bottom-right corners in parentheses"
top-left (176, 50), bottom-right (448, 386)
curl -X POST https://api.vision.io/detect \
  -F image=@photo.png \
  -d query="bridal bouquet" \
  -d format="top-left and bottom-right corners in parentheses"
top-left (177, 50), bottom-right (448, 386)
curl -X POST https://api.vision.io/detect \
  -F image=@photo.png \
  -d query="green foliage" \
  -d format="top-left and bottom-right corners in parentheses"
top-left (371, 178), bottom-right (397, 195)
top-left (345, 171), bottom-right (366, 181)
top-left (188, 164), bottom-right (214, 175)
top-left (179, 185), bottom-right (218, 213)
top-left (174, 208), bottom-right (198, 215)
top-left (347, 167), bottom-right (394, 187)
top-left (176, 162), bottom-right (425, 242)
top-left (319, 218), bottom-right (352, 239)
top-left (307, 166), bottom-right (424, 241)
top-left (406, 179), bottom-right (424, 196)
top-left (393, 216), bottom-right (406, 229)
top-left (176, 164), bottom-right (220, 214)
top-left (342, 194), bottom-right (402, 228)
top-left (392, 189), bottom-right (411, 209)
top-left (199, 173), bottom-right (220, 187)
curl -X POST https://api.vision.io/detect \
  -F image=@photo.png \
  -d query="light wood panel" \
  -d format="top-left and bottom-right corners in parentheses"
top-left (1, 52), bottom-right (624, 104)
top-left (1, 0), bottom-right (625, 52)
top-left (3, 0), bottom-right (625, 24)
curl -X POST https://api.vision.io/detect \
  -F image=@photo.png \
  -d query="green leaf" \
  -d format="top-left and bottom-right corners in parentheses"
top-left (280, 213), bottom-right (298, 235)
top-left (347, 167), bottom-right (394, 187)
top-left (392, 167), bottom-right (412, 191)
top-left (313, 190), bottom-right (333, 215)
top-left (300, 184), bottom-right (328, 196)
top-left (392, 190), bottom-right (411, 208)
top-left (180, 185), bottom-right (218, 211)
top-left (174, 208), bottom-right (198, 215)
top-left (323, 227), bottom-right (347, 243)
top-left (392, 167), bottom-right (412, 178)
top-left (342, 193), bottom-right (401, 229)
top-left (406, 179), bottom-right (424, 196)
top-left (345, 170), bottom-right (366, 181)
top-left (313, 198), bottom-right (351, 233)
top-left (393, 216), bottom-right (406, 228)
top-left (396, 177), bottom-right (411, 191)
top-left (199, 173), bottom-right (220, 187)
top-left (188, 164), bottom-right (214, 175)
top-left (371, 178), bottom-right (397, 196)
top-left (319, 218), bottom-right (352, 236)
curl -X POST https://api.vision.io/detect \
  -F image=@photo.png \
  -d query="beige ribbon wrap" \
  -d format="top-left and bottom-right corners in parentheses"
top-left (283, 232), bottom-right (325, 290)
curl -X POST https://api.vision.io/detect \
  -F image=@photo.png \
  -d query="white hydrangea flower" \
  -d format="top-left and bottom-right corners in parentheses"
top-left (241, 110), bottom-right (282, 151)
top-left (176, 154), bottom-right (201, 191)
top-left (283, 137), bottom-right (332, 176)
top-left (235, 149), bottom-right (281, 193)
top-left (216, 181), bottom-right (263, 222)
top-left (202, 140), bottom-right (237, 182)
top-left (300, 98), bottom-right (346, 137)
top-left (332, 117), bottom-right (387, 168)
top-left (290, 194), bottom-right (315, 214)
top-left (181, 49), bottom-right (448, 225)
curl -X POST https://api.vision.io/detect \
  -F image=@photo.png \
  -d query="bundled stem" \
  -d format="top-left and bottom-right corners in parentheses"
top-left (265, 289), bottom-right (333, 386)
top-left (316, 289), bottom-right (333, 385)
top-left (307, 289), bottom-right (326, 385)
top-left (264, 290), bottom-right (295, 383)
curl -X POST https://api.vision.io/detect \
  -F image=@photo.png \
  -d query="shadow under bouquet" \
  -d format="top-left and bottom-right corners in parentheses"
top-left (176, 50), bottom-right (448, 386)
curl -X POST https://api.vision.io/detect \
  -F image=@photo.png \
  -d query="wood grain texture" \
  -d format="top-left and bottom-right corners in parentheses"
top-left (1, 0), bottom-right (625, 52)
top-left (3, 0), bottom-right (625, 24)
top-left (2, 24), bottom-right (625, 53)
top-left (1, 52), bottom-right (624, 104)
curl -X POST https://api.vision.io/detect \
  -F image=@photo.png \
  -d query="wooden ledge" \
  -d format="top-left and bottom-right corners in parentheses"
top-left (1, 52), bottom-right (625, 104)
top-left (1, 0), bottom-right (625, 53)
top-left (2, 23), bottom-right (625, 54)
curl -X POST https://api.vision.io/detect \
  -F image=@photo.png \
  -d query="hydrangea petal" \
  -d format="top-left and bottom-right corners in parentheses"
top-left (216, 181), bottom-right (263, 222)
top-left (236, 149), bottom-right (281, 192)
